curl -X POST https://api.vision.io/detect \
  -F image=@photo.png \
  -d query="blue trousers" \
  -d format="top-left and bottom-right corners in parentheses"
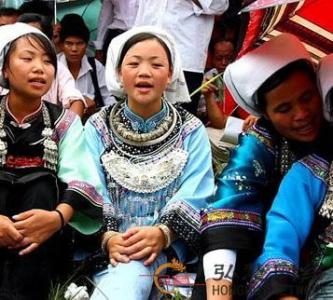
top-left (90, 252), bottom-right (167, 300)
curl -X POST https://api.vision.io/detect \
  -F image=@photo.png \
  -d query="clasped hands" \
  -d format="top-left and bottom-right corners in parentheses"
top-left (0, 209), bottom-right (62, 256)
top-left (106, 226), bottom-right (166, 267)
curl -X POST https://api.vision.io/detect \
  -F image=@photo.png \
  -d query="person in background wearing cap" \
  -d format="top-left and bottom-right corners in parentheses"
top-left (193, 34), bottom-right (331, 300)
top-left (0, 23), bottom-right (105, 299)
top-left (84, 25), bottom-right (214, 300)
top-left (248, 54), bottom-right (333, 300)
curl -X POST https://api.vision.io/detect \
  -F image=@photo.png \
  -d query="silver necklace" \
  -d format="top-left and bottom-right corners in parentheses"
top-left (0, 98), bottom-right (58, 171)
top-left (110, 100), bottom-right (178, 147)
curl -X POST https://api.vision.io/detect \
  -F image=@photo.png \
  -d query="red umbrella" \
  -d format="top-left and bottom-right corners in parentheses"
top-left (237, 0), bottom-right (333, 63)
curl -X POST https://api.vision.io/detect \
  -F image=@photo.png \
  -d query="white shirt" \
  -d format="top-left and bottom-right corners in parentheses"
top-left (0, 62), bottom-right (85, 108)
top-left (58, 53), bottom-right (115, 106)
top-left (94, 0), bottom-right (139, 50)
top-left (135, 0), bottom-right (229, 73)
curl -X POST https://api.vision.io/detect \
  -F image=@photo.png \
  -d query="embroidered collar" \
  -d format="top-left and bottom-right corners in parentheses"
top-left (5, 97), bottom-right (42, 125)
top-left (124, 101), bottom-right (167, 133)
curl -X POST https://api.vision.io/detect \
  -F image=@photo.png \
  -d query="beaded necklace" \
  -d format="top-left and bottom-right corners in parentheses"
top-left (0, 97), bottom-right (58, 171)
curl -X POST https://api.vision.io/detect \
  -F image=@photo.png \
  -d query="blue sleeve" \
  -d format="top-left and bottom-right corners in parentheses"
top-left (159, 124), bottom-right (215, 250)
top-left (249, 157), bottom-right (328, 300)
top-left (84, 117), bottom-right (111, 207)
top-left (201, 130), bottom-right (276, 256)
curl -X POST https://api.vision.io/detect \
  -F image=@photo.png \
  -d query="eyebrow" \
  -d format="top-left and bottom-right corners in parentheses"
top-left (131, 55), bottom-right (165, 60)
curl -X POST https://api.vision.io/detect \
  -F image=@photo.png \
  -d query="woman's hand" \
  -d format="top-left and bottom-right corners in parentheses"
top-left (12, 209), bottom-right (61, 255)
top-left (0, 215), bottom-right (23, 248)
top-left (242, 115), bottom-right (258, 131)
top-left (122, 226), bottom-right (165, 266)
top-left (106, 233), bottom-right (130, 267)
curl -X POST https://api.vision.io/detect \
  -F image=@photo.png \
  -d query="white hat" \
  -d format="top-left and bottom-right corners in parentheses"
top-left (318, 54), bottom-right (333, 122)
top-left (105, 25), bottom-right (190, 104)
top-left (0, 22), bottom-right (49, 88)
top-left (223, 33), bottom-right (312, 116)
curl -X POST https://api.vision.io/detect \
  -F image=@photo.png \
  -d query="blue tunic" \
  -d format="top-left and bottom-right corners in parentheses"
top-left (248, 154), bottom-right (329, 299)
top-left (84, 101), bottom-right (215, 256)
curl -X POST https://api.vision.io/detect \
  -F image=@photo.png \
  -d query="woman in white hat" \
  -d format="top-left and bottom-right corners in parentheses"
top-left (0, 23), bottom-right (105, 299)
top-left (195, 34), bottom-right (330, 300)
top-left (84, 26), bottom-right (214, 299)
top-left (247, 54), bottom-right (333, 300)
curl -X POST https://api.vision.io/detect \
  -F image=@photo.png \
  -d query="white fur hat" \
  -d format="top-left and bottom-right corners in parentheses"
top-left (223, 33), bottom-right (313, 116)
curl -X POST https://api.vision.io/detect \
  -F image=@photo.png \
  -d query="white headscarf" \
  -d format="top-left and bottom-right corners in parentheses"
top-left (0, 22), bottom-right (50, 89)
top-left (223, 33), bottom-right (313, 116)
top-left (318, 54), bottom-right (333, 122)
top-left (105, 25), bottom-right (190, 104)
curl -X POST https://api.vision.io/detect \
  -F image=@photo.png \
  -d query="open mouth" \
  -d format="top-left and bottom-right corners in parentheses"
top-left (135, 82), bottom-right (153, 88)
top-left (29, 78), bottom-right (47, 88)
top-left (135, 82), bottom-right (154, 93)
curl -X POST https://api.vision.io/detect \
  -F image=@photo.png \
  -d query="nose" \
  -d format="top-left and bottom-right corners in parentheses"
top-left (32, 58), bottom-right (45, 74)
top-left (294, 103), bottom-right (310, 121)
top-left (138, 62), bottom-right (151, 77)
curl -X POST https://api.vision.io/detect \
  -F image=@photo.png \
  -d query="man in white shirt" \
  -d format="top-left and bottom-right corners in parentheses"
top-left (134, 0), bottom-right (229, 115)
top-left (94, 0), bottom-right (139, 64)
top-left (58, 14), bottom-right (115, 117)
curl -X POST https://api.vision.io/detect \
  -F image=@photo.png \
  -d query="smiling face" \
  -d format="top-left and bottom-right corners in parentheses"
top-left (118, 38), bottom-right (172, 118)
top-left (3, 36), bottom-right (55, 102)
top-left (264, 70), bottom-right (323, 142)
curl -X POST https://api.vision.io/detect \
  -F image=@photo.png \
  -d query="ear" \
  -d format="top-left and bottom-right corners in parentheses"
top-left (2, 66), bottom-right (8, 80)
top-left (118, 70), bottom-right (123, 87)
top-left (167, 68), bottom-right (172, 85)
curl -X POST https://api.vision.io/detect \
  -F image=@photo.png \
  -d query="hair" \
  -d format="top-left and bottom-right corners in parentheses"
top-left (59, 14), bottom-right (90, 44)
top-left (255, 60), bottom-right (316, 113)
top-left (0, 7), bottom-right (21, 17)
top-left (4, 33), bottom-right (57, 76)
top-left (117, 33), bottom-right (172, 71)
top-left (19, 1), bottom-right (52, 18)
top-left (17, 13), bottom-right (53, 39)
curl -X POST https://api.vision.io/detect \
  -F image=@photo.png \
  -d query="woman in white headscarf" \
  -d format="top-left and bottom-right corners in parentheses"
top-left (248, 54), bottom-right (333, 300)
top-left (194, 34), bottom-right (331, 300)
top-left (84, 26), bottom-right (214, 299)
top-left (0, 23), bottom-right (104, 299)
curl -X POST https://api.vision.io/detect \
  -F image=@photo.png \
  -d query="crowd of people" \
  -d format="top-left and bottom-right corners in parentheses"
top-left (0, 1), bottom-right (333, 300)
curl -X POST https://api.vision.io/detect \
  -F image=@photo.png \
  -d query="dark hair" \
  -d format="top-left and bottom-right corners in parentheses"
top-left (59, 14), bottom-right (90, 44)
top-left (117, 33), bottom-right (172, 70)
top-left (17, 13), bottom-right (53, 39)
top-left (255, 60), bottom-right (316, 113)
top-left (19, 1), bottom-right (52, 18)
top-left (5, 33), bottom-right (57, 75)
top-left (0, 7), bottom-right (20, 17)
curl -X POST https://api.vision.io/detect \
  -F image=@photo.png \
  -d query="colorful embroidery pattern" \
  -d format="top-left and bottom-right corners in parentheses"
top-left (248, 259), bottom-right (298, 298)
top-left (200, 209), bottom-right (262, 232)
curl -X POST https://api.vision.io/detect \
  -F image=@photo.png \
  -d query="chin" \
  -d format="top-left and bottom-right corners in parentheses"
top-left (296, 135), bottom-right (318, 143)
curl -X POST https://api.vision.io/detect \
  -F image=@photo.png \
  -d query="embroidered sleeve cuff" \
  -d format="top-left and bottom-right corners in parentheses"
top-left (159, 200), bottom-right (202, 252)
top-left (248, 260), bottom-right (298, 300)
top-left (62, 189), bottom-right (102, 219)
